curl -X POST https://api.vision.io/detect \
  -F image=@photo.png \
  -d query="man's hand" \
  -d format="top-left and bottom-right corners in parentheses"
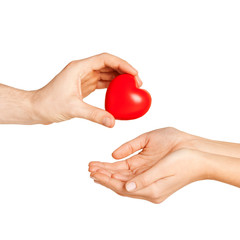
top-left (32, 53), bottom-right (141, 126)
top-left (0, 53), bottom-right (141, 126)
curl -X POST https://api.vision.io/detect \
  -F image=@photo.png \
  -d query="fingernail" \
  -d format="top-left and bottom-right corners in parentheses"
top-left (103, 117), bottom-right (113, 127)
top-left (91, 176), bottom-right (97, 181)
top-left (126, 182), bottom-right (136, 192)
top-left (136, 76), bottom-right (142, 87)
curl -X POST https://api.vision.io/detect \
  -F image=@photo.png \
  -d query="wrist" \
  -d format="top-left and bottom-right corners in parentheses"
top-left (180, 141), bottom-right (240, 186)
top-left (173, 148), bottom-right (210, 181)
top-left (181, 149), bottom-right (212, 181)
top-left (176, 131), bottom-right (202, 151)
top-left (189, 149), bottom-right (211, 181)
top-left (25, 90), bottom-right (48, 124)
top-left (30, 89), bottom-right (53, 125)
top-left (196, 151), bottom-right (214, 180)
top-left (196, 151), bottom-right (230, 182)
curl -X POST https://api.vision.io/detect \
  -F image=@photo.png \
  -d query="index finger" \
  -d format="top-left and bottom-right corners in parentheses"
top-left (90, 172), bottom-right (125, 193)
top-left (88, 53), bottom-right (138, 75)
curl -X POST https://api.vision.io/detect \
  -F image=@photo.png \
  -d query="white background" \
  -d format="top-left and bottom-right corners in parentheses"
top-left (0, 0), bottom-right (240, 239)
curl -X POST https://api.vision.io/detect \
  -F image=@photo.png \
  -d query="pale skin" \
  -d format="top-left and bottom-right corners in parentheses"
top-left (89, 127), bottom-right (240, 203)
top-left (2, 53), bottom-right (240, 204)
top-left (0, 53), bottom-right (141, 126)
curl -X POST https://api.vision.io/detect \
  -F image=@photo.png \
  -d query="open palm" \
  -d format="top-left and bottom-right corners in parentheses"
top-left (88, 128), bottom-right (196, 201)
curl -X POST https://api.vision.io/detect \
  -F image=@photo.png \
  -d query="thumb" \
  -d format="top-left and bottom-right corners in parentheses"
top-left (78, 102), bottom-right (115, 128)
top-left (125, 162), bottom-right (165, 192)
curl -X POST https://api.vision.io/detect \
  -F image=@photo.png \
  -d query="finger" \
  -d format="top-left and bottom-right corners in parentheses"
top-left (91, 171), bottom-right (168, 203)
top-left (78, 102), bottom-right (115, 128)
top-left (96, 168), bottom-right (112, 177)
top-left (94, 54), bottom-right (142, 86)
top-left (89, 163), bottom-right (133, 182)
top-left (112, 172), bottom-right (133, 181)
top-left (96, 81), bottom-right (111, 89)
top-left (89, 53), bottom-right (138, 77)
top-left (90, 155), bottom-right (147, 174)
top-left (100, 72), bottom-right (118, 81)
top-left (90, 172), bottom-right (124, 193)
top-left (112, 134), bottom-right (147, 159)
top-left (92, 172), bottom-right (173, 203)
top-left (89, 166), bottom-right (125, 175)
top-left (89, 163), bottom-right (133, 179)
top-left (95, 167), bottom-right (132, 177)
top-left (97, 168), bottom-right (133, 182)
top-left (124, 160), bottom-right (172, 192)
top-left (88, 164), bottom-right (101, 172)
top-left (100, 67), bottom-right (115, 73)
top-left (129, 176), bottom-right (178, 203)
top-left (89, 160), bottom-right (129, 171)
top-left (114, 169), bottom-right (133, 176)
top-left (98, 74), bottom-right (141, 88)
top-left (135, 75), bottom-right (143, 87)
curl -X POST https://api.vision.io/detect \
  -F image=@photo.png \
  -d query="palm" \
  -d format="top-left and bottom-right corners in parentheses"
top-left (89, 128), bottom-right (187, 181)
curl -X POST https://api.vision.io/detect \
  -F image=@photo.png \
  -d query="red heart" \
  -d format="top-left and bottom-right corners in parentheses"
top-left (105, 74), bottom-right (152, 120)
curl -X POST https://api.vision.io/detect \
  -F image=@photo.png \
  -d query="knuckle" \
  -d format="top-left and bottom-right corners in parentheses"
top-left (67, 60), bottom-right (77, 67)
top-left (164, 127), bottom-right (178, 133)
top-left (166, 126), bottom-right (175, 131)
top-left (99, 52), bottom-right (110, 58)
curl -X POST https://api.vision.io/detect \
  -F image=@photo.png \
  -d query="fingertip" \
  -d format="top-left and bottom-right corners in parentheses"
top-left (88, 161), bottom-right (95, 167)
top-left (131, 68), bottom-right (138, 76)
top-left (90, 172), bottom-right (96, 179)
top-left (90, 172), bottom-right (103, 181)
top-left (135, 75), bottom-right (143, 87)
top-left (110, 117), bottom-right (115, 128)
top-left (112, 150), bottom-right (122, 159)
top-left (89, 166), bottom-right (100, 172)
top-left (103, 114), bottom-right (115, 128)
top-left (88, 162), bottom-right (100, 170)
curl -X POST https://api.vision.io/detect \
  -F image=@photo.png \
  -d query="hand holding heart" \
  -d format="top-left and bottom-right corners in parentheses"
top-left (31, 53), bottom-right (142, 126)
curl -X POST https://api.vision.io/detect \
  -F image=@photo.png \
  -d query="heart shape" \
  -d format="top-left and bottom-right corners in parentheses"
top-left (105, 74), bottom-right (152, 120)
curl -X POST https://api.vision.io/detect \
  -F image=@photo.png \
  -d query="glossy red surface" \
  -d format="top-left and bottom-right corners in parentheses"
top-left (105, 74), bottom-right (152, 120)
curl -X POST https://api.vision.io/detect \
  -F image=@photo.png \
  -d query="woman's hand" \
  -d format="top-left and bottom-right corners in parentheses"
top-left (31, 53), bottom-right (141, 126)
top-left (89, 127), bottom-right (240, 203)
